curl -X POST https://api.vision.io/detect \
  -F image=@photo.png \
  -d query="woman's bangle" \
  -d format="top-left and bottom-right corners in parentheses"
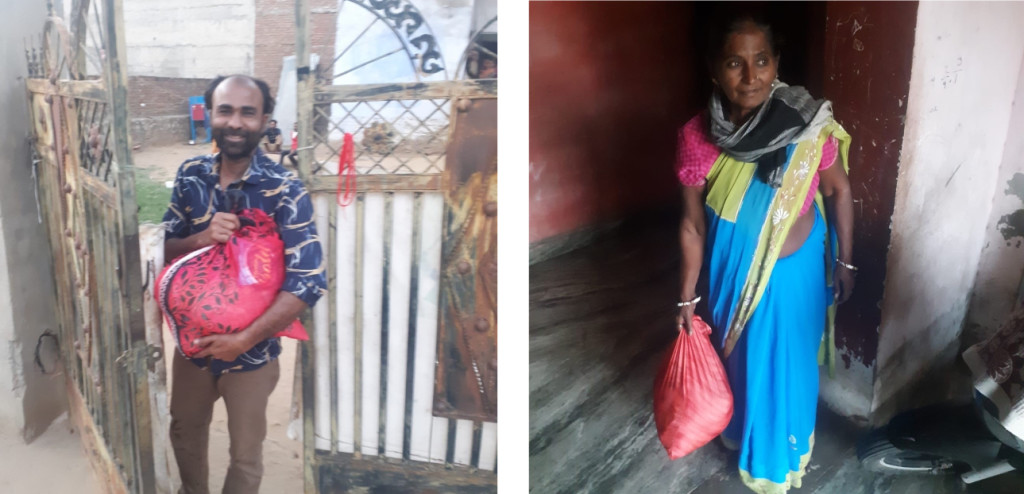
top-left (836, 259), bottom-right (858, 272)
top-left (677, 295), bottom-right (701, 307)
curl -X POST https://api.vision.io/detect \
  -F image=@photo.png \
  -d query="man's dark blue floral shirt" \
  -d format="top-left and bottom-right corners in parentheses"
top-left (162, 150), bottom-right (326, 375)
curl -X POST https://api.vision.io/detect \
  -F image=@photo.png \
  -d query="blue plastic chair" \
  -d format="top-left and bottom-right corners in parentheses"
top-left (188, 95), bottom-right (211, 144)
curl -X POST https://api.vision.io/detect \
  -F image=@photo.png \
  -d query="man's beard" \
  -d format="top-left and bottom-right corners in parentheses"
top-left (213, 127), bottom-right (262, 160)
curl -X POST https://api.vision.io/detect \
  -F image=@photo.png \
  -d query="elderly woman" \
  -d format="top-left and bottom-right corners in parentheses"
top-left (675, 14), bottom-right (856, 493)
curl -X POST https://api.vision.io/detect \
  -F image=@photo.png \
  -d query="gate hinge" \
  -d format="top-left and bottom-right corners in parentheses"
top-left (115, 344), bottom-right (163, 371)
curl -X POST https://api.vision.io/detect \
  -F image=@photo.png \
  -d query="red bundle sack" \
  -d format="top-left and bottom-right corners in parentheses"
top-left (157, 208), bottom-right (308, 358)
top-left (654, 315), bottom-right (733, 460)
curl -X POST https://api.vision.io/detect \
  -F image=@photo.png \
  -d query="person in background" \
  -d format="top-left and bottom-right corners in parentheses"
top-left (466, 49), bottom-right (497, 79)
top-left (279, 122), bottom-right (298, 168)
top-left (479, 54), bottom-right (497, 79)
top-left (261, 119), bottom-right (282, 155)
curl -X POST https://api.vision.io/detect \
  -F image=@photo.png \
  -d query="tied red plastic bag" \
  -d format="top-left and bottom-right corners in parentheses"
top-left (157, 208), bottom-right (308, 358)
top-left (654, 315), bottom-right (733, 460)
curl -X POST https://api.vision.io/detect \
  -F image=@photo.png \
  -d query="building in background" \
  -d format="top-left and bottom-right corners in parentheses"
top-left (110, 0), bottom-right (494, 147)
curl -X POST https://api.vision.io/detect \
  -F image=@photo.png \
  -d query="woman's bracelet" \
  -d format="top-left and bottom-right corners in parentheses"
top-left (677, 295), bottom-right (701, 307)
top-left (835, 259), bottom-right (858, 272)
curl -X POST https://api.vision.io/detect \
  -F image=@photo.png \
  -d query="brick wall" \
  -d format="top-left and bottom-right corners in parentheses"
top-left (254, 0), bottom-right (338, 93)
top-left (128, 76), bottom-right (211, 146)
top-left (128, 1), bottom-right (339, 145)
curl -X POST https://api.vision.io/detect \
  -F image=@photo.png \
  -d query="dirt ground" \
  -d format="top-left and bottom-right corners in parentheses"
top-left (0, 415), bottom-right (100, 494)
top-left (133, 141), bottom-right (218, 182)
top-left (138, 142), bottom-right (305, 493)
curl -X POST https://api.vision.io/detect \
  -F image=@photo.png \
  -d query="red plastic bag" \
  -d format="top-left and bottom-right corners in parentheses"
top-left (654, 315), bottom-right (733, 460)
top-left (157, 208), bottom-right (307, 358)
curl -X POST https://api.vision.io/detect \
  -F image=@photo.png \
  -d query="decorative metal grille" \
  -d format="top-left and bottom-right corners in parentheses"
top-left (76, 99), bottom-right (116, 184)
top-left (326, 0), bottom-right (446, 80)
top-left (80, 0), bottom-right (109, 79)
top-left (24, 39), bottom-right (45, 79)
top-left (25, 2), bottom-right (155, 493)
top-left (310, 97), bottom-right (450, 176)
top-left (22, 2), bottom-right (110, 81)
top-left (27, 14), bottom-right (72, 80)
top-left (456, 16), bottom-right (497, 80)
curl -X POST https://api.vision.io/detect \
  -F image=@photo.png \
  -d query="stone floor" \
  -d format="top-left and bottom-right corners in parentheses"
top-left (529, 213), bottom-right (1024, 494)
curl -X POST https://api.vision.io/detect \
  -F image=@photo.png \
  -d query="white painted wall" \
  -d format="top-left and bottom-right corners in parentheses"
top-left (124, 0), bottom-right (255, 78)
top-left (0, 0), bottom-right (68, 441)
top-left (966, 54), bottom-right (1024, 336)
top-left (0, 211), bottom-right (21, 435)
top-left (873, 1), bottom-right (1024, 418)
top-left (472, 0), bottom-right (496, 34)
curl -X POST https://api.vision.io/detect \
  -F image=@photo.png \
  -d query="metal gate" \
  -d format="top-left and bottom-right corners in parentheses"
top-left (294, 1), bottom-right (497, 491)
top-left (24, 1), bottom-right (156, 493)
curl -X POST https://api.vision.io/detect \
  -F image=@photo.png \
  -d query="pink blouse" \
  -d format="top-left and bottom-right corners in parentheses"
top-left (675, 111), bottom-right (838, 216)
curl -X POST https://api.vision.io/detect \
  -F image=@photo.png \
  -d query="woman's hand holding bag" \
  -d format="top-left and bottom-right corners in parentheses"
top-left (654, 315), bottom-right (733, 460)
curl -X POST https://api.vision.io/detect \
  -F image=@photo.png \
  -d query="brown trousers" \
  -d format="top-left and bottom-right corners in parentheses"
top-left (170, 352), bottom-right (280, 494)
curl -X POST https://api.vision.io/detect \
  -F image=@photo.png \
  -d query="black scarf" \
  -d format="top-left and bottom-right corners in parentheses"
top-left (708, 82), bottom-right (827, 187)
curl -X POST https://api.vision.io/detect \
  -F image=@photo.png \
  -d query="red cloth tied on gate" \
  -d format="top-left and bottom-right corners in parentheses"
top-left (157, 208), bottom-right (308, 358)
top-left (337, 132), bottom-right (356, 207)
top-left (654, 315), bottom-right (733, 460)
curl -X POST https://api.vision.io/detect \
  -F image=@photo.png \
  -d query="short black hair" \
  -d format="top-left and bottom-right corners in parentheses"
top-left (700, 7), bottom-right (779, 70)
top-left (204, 75), bottom-right (276, 115)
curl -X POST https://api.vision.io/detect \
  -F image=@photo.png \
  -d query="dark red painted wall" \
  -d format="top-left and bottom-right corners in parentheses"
top-left (529, 2), bottom-right (824, 243)
top-left (821, 1), bottom-right (918, 366)
top-left (529, 2), bottom-right (700, 242)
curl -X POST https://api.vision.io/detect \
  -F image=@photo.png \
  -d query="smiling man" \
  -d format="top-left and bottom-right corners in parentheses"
top-left (162, 74), bottom-right (326, 494)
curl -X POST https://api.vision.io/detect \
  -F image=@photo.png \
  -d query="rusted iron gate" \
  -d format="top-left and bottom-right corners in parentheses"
top-left (294, 1), bottom-right (497, 491)
top-left (24, 1), bottom-right (156, 493)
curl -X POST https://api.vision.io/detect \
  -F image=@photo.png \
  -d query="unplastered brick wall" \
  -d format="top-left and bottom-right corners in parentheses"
top-left (128, 76), bottom-right (211, 146)
top-left (254, 0), bottom-right (338, 94)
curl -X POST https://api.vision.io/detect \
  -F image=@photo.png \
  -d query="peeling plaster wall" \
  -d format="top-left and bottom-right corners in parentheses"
top-left (124, 0), bottom-right (256, 78)
top-left (816, 1), bottom-right (917, 424)
top-left (0, 0), bottom-right (68, 440)
top-left (0, 213), bottom-right (20, 435)
top-left (873, 1), bottom-right (1024, 422)
top-left (966, 54), bottom-right (1024, 337)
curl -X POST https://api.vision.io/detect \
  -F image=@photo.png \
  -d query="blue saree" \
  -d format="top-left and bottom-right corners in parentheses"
top-left (702, 121), bottom-right (850, 493)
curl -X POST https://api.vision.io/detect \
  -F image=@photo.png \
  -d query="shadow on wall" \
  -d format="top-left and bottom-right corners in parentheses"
top-left (528, 1), bottom-right (702, 253)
